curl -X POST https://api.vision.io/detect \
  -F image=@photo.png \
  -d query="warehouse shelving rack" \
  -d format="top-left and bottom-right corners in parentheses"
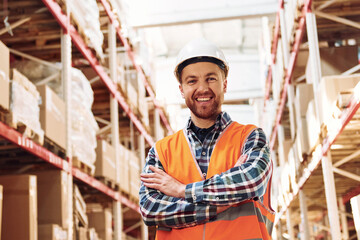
top-left (0, 0), bottom-right (171, 239)
top-left (264, 0), bottom-right (360, 239)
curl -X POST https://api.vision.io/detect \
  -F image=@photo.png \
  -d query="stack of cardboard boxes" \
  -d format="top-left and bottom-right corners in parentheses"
top-left (37, 84), bottom-right (66, 150)
top-left (0, 175), bottom-right (38, 240)
top-left (10, 68), bottom-right (44, 144)
top-left (0, 38), bottom-right (143, 239)
top-left (87, 204), bottom-right (113, 240)
top-left (95, 139), bottom-right (140, 200)
top-left (293, 46), bottom-right (360, 158)
top-left (276, 45), bottom-right (360, 204)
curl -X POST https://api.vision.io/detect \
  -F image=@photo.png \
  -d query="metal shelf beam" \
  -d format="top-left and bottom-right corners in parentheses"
top-left (99, 0), bottom-right (174, 135)
top-left (0, 121), bottom-right (66, 170)
top-left (0, 121), bottom-right (140, 212)
top-left (264, 0), bottom-right (283, 104)
top-left (41, 0), bottom-right (155, 146)
top-left (269, 0), bottom-right (313, 149)
top-left (275, 84), bottom-right (360, 223)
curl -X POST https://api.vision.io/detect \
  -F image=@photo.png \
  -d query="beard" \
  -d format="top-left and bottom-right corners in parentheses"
top-left (185, 91), bottom-right (223, 120)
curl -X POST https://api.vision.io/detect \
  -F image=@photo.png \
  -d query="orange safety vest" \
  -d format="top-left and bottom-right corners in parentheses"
top-left (154, 122), bottom-right (275, 240)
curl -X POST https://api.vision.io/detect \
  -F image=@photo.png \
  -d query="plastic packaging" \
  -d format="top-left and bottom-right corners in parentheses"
top-left (10, 80), bottom-right (44, 139)
top-left (70, 0), bottom-right (104, 59)
top-left (70, 68), bottom-right (99, 166)
top-left (12, 60), bottom-right (99, 167)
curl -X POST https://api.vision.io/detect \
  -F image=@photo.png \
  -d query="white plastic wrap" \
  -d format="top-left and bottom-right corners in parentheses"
top-left (71, 68), bottom-right (94, 110)
top-left (12, 60), bottom-right (63, 96)
top-left (70, 0), bottom-right (104, 59)
top-left (10, 81), bottom-right (44, 139)
top-left (71, 106), bottom-right (99, 165)
top-left (12, 59), bottom-right (99, 167)
top-left (70, 68), bottom-right (99, 166)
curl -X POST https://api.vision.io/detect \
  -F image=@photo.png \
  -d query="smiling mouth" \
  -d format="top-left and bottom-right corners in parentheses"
top-left (196, 97), bottom-right (212, 102)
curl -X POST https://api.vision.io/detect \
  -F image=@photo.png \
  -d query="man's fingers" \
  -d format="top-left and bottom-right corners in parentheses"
top-left (148, 165), bottom-right (165, 175)
top-left (143, 182), bottom-right (160, 190)
top-left (141, 176), bottom-right (162, 183)
top-left (140, 172), bottom-right (155, 178)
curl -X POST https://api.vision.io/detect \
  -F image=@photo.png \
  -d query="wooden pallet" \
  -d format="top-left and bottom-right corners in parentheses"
top-left (43, 137), bottom-right (66, 159)
top-left (0, 109), bottom-right (8, 124)
top-left (6, 113), bottom-right (44, 146)
top-left (95, 176), bottom-right (119, 191)
top-left (72, 157), bottom-right (95, 176)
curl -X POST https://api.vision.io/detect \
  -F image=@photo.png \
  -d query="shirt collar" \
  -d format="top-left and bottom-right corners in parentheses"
top-left (186, 111), bottom-right (232, 132)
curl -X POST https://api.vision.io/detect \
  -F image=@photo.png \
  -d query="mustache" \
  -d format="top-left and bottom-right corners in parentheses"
top-left (193, 89), bottom-right (215, 98)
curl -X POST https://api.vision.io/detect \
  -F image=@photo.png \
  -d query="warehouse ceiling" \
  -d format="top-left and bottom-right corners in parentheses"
top-left (119, 0), bottom-right (277, 57)
top-left (115, 0), bottom-right (278, 129)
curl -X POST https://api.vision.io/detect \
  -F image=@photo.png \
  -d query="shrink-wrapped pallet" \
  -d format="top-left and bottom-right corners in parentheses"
top-left (12, 60), bottom-right (62, 95)
top-left (71, 68), bottom-right (99, 168)
top-left (11, 61), bottom-right (99, 170)
top-left (70, 0), bottom-right (104, 59)
top-left (10, 69), bottom-right (44, 144)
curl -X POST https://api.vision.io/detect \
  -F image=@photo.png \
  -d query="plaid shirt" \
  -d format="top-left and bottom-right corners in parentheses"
top-left (139, 112), bottom-right (272, 228)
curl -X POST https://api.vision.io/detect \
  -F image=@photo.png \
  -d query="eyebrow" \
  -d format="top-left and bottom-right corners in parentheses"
top-left (184, 72), bottom-right (219, 81)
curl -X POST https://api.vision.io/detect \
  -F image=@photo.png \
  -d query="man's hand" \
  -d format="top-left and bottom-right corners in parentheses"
top-left (140, 166), bottom-right (186, 198)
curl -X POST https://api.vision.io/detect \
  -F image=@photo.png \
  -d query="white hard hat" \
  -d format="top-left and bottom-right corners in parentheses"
top-left (174, 38), bottom-right (229, 81)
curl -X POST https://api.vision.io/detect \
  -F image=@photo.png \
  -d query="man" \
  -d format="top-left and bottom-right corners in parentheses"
top-left (139, 38), bottom-right (274, 240)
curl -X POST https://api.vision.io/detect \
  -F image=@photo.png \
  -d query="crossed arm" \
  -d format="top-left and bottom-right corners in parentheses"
top-left (139, 128), bottom-right (271, 228)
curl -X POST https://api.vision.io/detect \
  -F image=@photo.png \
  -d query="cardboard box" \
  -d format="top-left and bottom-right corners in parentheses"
top-left (36, 170), bottom-right (69, 229)
top-left (0, 175), bottom-right (37, 240)
top-left (77, 227), bottom-right (88, 240)
top-left (95, 140), bottom-right (116, 182)
top-left (0, 41), bottom-right (9, 111)
top-left (74, 185), bottom-right (88, 227)
top-left (287, 144), bottom-right (298, 192)
top-left (295, 83), bottom-right (314, 118)
top-left (129, 152), bottom-right (140, 199)
top-left (127, 80), bottom-right (138, 110)
top-left (10, 68), bottom-right (44, 145)
top-left (11, 68), bottom-right (39, 99)
top-left (278, 140), bottom-right (292, 166)
top-left (87, 228), bottom-right (99, 240)
top-left (37, 85), bottom-right (66, 149)
top-left (306, 46), bottom-right (359, 84)
top-left (295, 117), bottom-right (310, 158)
top-left (306, 100), bottom-right (321, 152)
top-left (317, 74), bottom-right (360, 125)
top-left (38, 224), bottom-right (67, 240)
top-left (119, 144), bottom-right (130, 193)
top-left (293, 49), bottom-right (309, 80)
top-left (87, 208), bottom-right (112, 240)
top-left (138, 95), bottom-right (149, 127)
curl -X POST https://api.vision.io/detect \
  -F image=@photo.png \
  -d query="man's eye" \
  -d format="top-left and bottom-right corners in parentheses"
top-left (208, 77), bottom-right (216, 81)
top-left (187, 80), bottom-right (196, 84)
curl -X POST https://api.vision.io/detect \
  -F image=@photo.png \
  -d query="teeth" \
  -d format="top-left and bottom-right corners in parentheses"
top-left (197, 97), bottom-right (211, 102)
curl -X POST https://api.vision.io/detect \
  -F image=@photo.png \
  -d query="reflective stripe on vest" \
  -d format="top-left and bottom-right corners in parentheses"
top-left (155, 122), bottom-right (275, 240)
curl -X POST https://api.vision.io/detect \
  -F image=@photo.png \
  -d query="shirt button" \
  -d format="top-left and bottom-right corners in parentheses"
top-left (193, 196), bottom-right (197, 200)
top-left (202, 173), bottom-right (206, 177)
top-left (216, 197), bottom-right (219, 200)
top-left (202, 151), bottom-right (206, 156)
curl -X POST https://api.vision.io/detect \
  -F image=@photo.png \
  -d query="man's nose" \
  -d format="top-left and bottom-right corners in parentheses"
top-left (197, 80), bottom-right (209, 91)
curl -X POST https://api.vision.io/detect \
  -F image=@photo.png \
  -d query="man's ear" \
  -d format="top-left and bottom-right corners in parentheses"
top-left (179, 84), bottom-right (184, 98)
top-left (223, 79), bottom-right (228, 93)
